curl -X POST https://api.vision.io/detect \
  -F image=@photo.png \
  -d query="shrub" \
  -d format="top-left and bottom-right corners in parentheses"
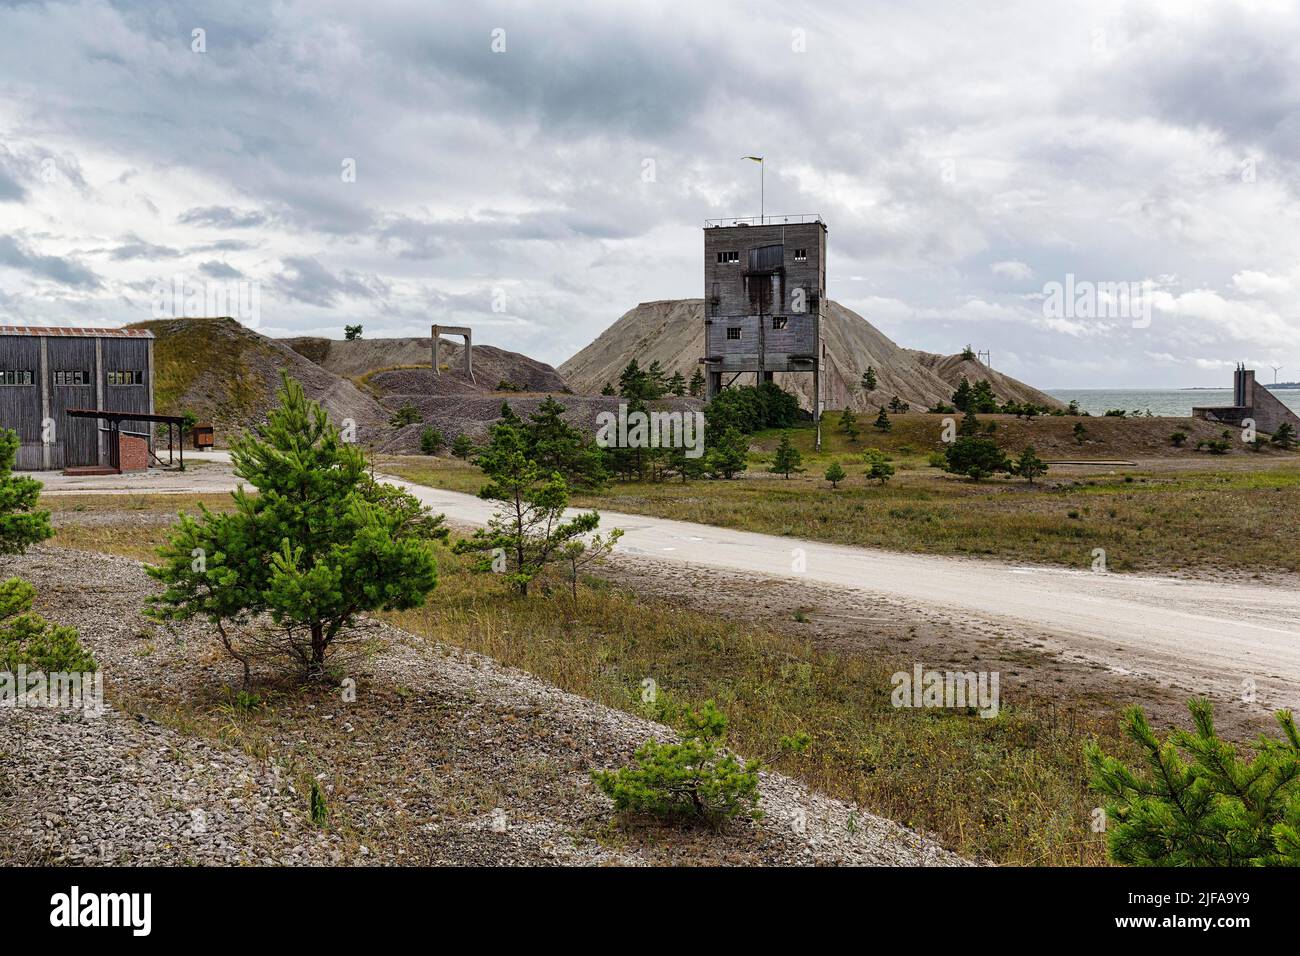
top-left (0, 429), bottom-right (91, 673)
top-left (1087, 698), bottom-right (1300, 866)
top-left (824, 461), bottom-right (846, 488)
top-left (419, 427), bottom-right (444, 455)
top-left (389, 402), bottom-right (422, 428)
top-left (592, 701), bottom-right (761, 826)
top-left (867, 459), bottom-right (895, 485)
top-left (1272, 422), bottom-right (1296, 450)
top-left (1170, 430), bottom-right (1187, 448)
top-left (0, 577), bottom-right (97, 673)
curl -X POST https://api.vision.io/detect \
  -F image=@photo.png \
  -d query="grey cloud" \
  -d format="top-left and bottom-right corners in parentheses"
top-left (199, 260), bottom-right (244, 279)
top-left (178, 205), bottom-right (270, 228)
top-left (0, 234), bottom-right (101, 288)
top-left (109, 235), bottom-right (182, 260)
top-left (271, 256), bottom-right (387, 308)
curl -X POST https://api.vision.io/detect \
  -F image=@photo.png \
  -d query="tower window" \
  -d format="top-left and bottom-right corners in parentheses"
top-left (0, 370), bottom-right (34, 386)
top-left (54, 370), bottom-right (89, 386)
top-left (107, 370), bottom-right (144, 386)
top-left (793, 248), bottom-right (807, 261)
top-left (717, 251), bottom-right (739, 264)
top-left (726, 327), bottom-right (742, 340)
top-left (771, 316), bottom-right (788, 330)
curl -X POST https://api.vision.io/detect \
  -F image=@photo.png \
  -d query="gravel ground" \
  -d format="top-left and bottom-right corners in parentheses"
top-left (0, 547), bottom-right (968, 867)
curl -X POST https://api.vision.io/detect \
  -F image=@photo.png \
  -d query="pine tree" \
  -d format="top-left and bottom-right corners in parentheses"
top-left (958, 407), bottom-right (980, 436)
top-left (769, 432), bottom-right (804, 478)
top-left (1272, 422), bottom-right (1296, 450)
top-left (861, 366), bottom-right (877, 392)
top-left (944, 435), bottom-right (1008, 481)
top-left (0, 428), bottom-right (95, 674)
top-left (866, 459), bottom-right (895, 485)
top-left (147, 373), bottom-right (442, 683)
top-left (600, 381), bottom-right (616, 396)
top-left (645, 360), bottom-right (669, 399)
top-left (708, 427), bottom-right (749, 479)
top-left (524, 395), bottom-right (607, 489)
top-left (824, 461), bottom-right (846, 488)
top-left (873, 407), bottom-right (892, 432)
top-left (688, 367), bottom-right (706, 398)
top-left (838, 408), bottom-right (860, 442)
top-left (419, 427), bottom-right (443, 455)
top-left (1013, 445), bottom-right (1047, 484)
top-left (0, 429), bottom-right (52, 558)
top-left (1087, 698), bottom-right (1300, 866)
top-left (453, 420), bottom-right (601, 595)
top-left (451, 433), bottom-right (475, 458)
top-left (952, 376), bottom-right (974, 413)
top-left (668, 371), bottom-right (687, 397)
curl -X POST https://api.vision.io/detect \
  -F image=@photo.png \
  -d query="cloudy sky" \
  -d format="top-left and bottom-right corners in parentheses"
top-left (1, 0), bottom-right (1298, 387)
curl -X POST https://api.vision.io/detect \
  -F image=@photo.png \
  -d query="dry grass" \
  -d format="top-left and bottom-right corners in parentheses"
top-left (43, 493), bottom-right (1130, 865)
top-left (388, 550), bottom-right (1131, 865)
top-left (382, 423), bottom-right (1300, 574)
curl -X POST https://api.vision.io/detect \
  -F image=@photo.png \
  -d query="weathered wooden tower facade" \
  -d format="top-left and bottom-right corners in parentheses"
top-left (0, 326), bottom-right (155, 470)
top-left (700, 215), bottom-right (827, 442)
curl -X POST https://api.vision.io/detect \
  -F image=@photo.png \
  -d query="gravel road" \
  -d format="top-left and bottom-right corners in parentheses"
top-left (37, 453), bottom-right (1300, 713)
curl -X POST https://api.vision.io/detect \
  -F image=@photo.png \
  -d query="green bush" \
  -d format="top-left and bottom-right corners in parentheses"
top-left (389, 402), bottom-right (422, 428)
top-left (419, 427), bottom-right (443, 455)
top-left (0, 577), bottom-right (96, 673)
top-left (1087, 698), bottom-right (1300, 866)
top-left (451, 433), bottom-right (474, 458)
top-left (592, 701), bottom-right (762, 826)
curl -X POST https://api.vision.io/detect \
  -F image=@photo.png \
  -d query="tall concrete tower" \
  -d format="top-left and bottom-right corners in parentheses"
top-left (700, 214), bottom-right (827, 445)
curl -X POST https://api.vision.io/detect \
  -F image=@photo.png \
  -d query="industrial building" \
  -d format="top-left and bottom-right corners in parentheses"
top-left (0, 326), bottom-right (156, 471)
top-left (700, 214), bottom-right (827, 443)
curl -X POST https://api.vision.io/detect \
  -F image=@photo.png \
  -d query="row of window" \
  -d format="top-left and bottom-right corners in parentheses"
top-left (714, 249), bottom-right (809, 263)
top-left (724, 316), bottom-right (792, 339)
top-left (0, 370), bottom-right (144, 386)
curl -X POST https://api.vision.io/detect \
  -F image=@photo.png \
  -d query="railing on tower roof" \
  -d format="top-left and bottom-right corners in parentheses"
top-left (704, 214), bottom-right (825, 227)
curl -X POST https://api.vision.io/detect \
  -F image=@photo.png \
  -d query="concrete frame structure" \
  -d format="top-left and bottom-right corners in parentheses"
top-left (700, 214), bottom-right (827, 447)
top-left (1192, 365), bottom-right (1300, 436)
top-left (431, 325), bottom-right (473, 382)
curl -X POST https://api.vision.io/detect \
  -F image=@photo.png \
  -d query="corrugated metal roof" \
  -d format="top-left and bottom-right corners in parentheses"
top-left (0, 326), bottom-right (154, 339)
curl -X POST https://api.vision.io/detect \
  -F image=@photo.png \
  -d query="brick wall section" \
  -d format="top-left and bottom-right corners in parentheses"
top-left (117, 433), bottom-right (149, 472)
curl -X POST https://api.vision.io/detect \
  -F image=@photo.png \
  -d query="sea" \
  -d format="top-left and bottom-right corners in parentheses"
top-left (1046, 388), bottom-right (1300, 418)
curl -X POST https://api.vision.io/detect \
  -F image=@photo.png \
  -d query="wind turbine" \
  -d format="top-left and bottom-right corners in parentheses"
top-left (1271, 365), bottom-right (1284, 384)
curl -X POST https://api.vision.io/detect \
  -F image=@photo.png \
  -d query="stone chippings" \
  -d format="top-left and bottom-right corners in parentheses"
top-left (0, 546), bottom-right (970, 867)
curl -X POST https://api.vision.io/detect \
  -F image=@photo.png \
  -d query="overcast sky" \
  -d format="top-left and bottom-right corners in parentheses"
top-left (1, 0), bottom-right (1298, 387)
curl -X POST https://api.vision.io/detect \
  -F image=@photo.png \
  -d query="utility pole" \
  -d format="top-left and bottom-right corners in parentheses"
top-left (743, 156), bottom-right (764, 223)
